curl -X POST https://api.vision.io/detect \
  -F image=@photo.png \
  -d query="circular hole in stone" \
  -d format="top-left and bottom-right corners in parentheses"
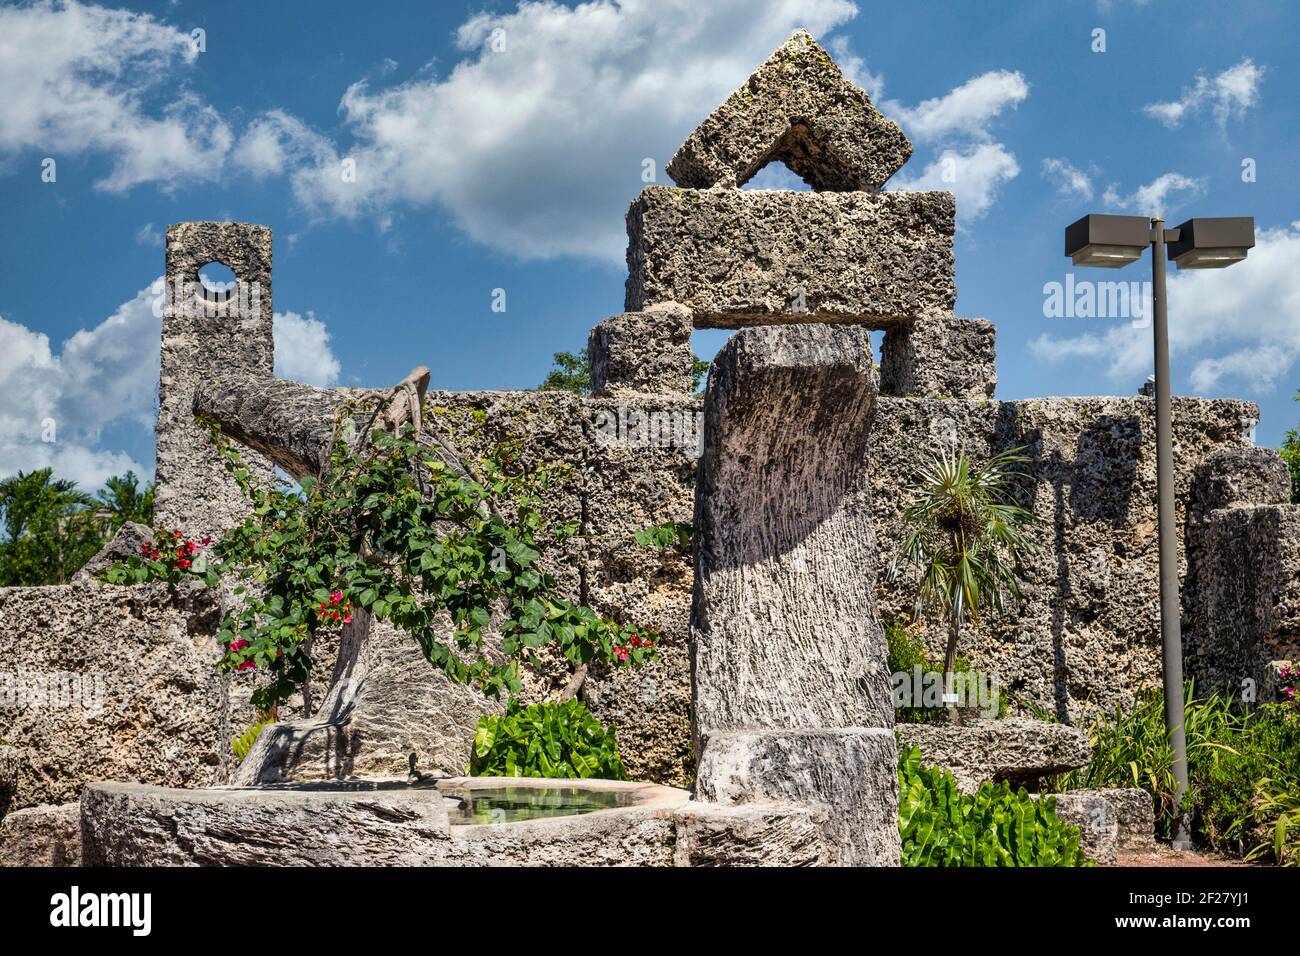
top-left (198, 262), bottom-right (238, 302)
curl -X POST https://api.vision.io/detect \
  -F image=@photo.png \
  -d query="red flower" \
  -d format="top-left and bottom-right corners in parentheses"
top-left (229, 639), bottom-right (248, 652)
top-left (237, 660), bottom-right (256, 671)
top-left (614, 646), bottom-right (629, 662)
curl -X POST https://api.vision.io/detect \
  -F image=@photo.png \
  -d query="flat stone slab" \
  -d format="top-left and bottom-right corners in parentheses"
top-left (666, 30), bottom-right (912, 192)
top-left (896, 718), bottom-right (1091, 791)
top-left (81, 778), bottom-right (826, 867)
top-left (626, 187), bottom-right (954, 329)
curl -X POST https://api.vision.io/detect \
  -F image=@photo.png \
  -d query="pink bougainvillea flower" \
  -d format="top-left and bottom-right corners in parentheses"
top-left (330, 591), bottom-right (343, 604)
top-left (237, 660), bottom-right (256, 671)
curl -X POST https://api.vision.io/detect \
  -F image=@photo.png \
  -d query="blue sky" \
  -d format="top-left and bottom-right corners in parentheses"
top-left (1, 0), bottom-right (1297, 489)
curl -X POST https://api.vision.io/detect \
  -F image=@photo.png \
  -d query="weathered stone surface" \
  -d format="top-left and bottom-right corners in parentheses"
top-left (626, 187), bottom-right (955, 329)
top-left (233, 612), bottom-right (499, 784)
top-left (1192, 447), bottom-right (1291, 511)
top-left (82, 781), bottom-right (453, 866)
top-left (1045, 791), bottom-right (1117, 864)
top-left (1185, 500), bottom-right (1300, 700)
top-left (880, 316), bottom-right (997, 399)
top-left (0, 802), bottom-right (81, 866)
top-left (1071, 787), bottom-right (1156, 851)
top-left (871, 395), bottom-right (1259, 723)
top-left (194, 374), bottom-right (354, 478)
top-left (896, 718), bottom-right (1091, 791)
top-left (156, 222), bottom-right (275, 538)
top-left (671, 801), bottom-right (827, 866)
top-left (73, 522), bottom-right (154, 583)
top-left (589, 304), bottom-right (694, 398)
top-left (579, 540), bottom-right (694, 785)
top-left (695, 728), bottom-right (901, 866)
top-left (692, 324), bottom-right (891, 736)
top-left (0, 581), bottom-right (230, 811)
top-left (666, 30), bottom-right (911, 192)
top-left (85, 778), bottom-right (765, 867)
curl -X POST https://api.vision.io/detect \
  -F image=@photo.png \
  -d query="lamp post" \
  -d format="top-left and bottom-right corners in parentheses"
top-left (1063, 213), bottom-right (1255, 850)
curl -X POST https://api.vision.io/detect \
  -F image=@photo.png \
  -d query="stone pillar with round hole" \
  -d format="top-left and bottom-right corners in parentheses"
top-left (154, 222), bottom-right (276, 538)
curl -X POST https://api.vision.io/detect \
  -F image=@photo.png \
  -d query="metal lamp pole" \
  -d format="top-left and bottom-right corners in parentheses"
top-left (1065, 212), bottom-right (1253, 852)
top-left (1148, 217), bottom-right (1192, 850)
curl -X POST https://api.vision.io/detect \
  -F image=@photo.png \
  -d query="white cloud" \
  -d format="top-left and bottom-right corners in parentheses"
top-left (891, 143), bottom-right (1020, 222)
top-left (233, 110), bottom-right (334, 180)
top-left (1, 284), bottom-right (341, 489)
top-left (0, 0), bottom-right (230, 192)
top-left (273, 311), bottom-right (342, 386)
top-left (1143, 58), bottom-right (1264, 129)
top-left (0, 282), bottom-right (158, 489)
top-left (1101, 172), bottom-right (1205, 215)
top-left (1029, 221), bottom-right (1300, 395)
top-left (883, 70), bottom-right (1029, 224)
top-left (135, 223), bottom-right (162, 246)
top-left (266, 0), bottom-right (861, 262)
top-left (1042, 158), bottom-right (1094, 202)
top-left (888, 70), bottom-right (1029, 143)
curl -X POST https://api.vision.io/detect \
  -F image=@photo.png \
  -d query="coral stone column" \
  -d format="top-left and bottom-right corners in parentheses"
top-left (690, 324), bottom-right (900, 865)
top-left (155, 222), bottom-right (276, 538)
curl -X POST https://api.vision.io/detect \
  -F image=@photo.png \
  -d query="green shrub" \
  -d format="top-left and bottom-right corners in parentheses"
top-left (469, 699), bottom-right (628, 780)
top-left (897, 745), bottom-right (1093, 867)
top-left (230, 720), bottom-right (269, 762)
top-left (1053, 684), bottom-right (1300, 864)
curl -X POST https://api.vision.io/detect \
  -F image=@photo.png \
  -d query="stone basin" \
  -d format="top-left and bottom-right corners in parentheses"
top-left (78, 777), bottom-right (829, 866)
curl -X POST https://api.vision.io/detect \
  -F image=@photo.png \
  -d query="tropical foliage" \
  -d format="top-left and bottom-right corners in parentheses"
top-left (897, 745), bottom-right (1093, 867)
top-left (0, 468), bottom-right (153, 586)
top-left (470, 699), bottom-right (627, 779)
top-left (1051, 684), bottom-right (1300, 865)
top-left (887, 447), bottom-right (1038, 721)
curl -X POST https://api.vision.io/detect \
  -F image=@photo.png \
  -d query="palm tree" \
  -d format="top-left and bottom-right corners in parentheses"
top-left (96, 470), bottom-right (155, 530)
top-left (887, 447), bottom-right (1039, 723)
top-left (0, 468), bottom-right (99, 585)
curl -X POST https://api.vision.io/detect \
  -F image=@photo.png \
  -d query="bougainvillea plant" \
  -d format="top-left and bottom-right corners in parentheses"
top-left (1280, 665), bottom-right (1298, 713)
top-left (100, 412), bottom-right (655, 713)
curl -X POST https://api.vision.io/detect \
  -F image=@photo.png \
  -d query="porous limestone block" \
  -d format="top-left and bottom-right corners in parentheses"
top-left (691, 325), bottom-right (892, 736)
top-left (880, 316), bottom-right (997, 399)
top-left (0, 581), bottom-right (230, 811)
top-left (671, 801), bottom-right (828, 866)
top-left (666, 30), bottom-right (912, 192)
top-left (1185, 502), bottom-right (1300, 700)
top-left (581, 395), bottom-right (700, 541)
top-left (695, 728), bottom-right (901, 866)
top-left (232, 612), bottom-right (500, 785)
top-left (588, 304), bottom-right (694, 398)
top-left (625, 187), bottom-right (955, 329)
top-left (1192, 446), bottom-right (1292, 511)
top-left (871, 395), bottom-right (1260, 724)
top-left (1043, 792), bottom-right (1117, 864)
top-left (1070, 787), bottom-right (1156, 851)
top-left (896, 718), bottom-right (1091, 792)
top-left (579, 539), bottom-right (694, 786)
top-left (156, 221), bottom-right (276, 539)
top-left (0, 802), bottom-right (81, 867)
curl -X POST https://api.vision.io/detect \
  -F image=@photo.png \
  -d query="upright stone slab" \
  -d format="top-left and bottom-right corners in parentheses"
top-left (1186, 447), bottom-right (1300, 700)
top-left (666, 30), bottom-right (912, 192)
top-left (690, 324), bottom-right (898, 865)
top-left (626, 187), bottom-right (955, 329)
top-left (155, 221), bottom-right (276, 538)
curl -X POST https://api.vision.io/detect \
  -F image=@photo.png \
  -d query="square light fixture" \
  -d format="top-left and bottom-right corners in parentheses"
top-left (1064, 214), bottom-right (1151, 268)
top-left (1167, 216), bottom-right (1255, 269)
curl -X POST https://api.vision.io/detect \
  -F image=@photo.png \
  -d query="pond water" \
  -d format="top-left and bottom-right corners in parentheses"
top-left (253, 778), bottom-right (642, 825)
